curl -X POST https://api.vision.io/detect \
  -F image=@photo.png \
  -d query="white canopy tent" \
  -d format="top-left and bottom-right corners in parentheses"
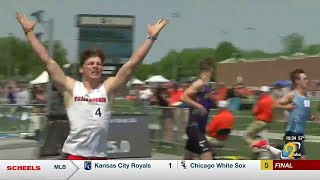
top-left (126, 78), bottom-right (145, 87)
top-left (145, 75), bottom-right (170, 83)
top-left (29, 71), bottom-right (49, 85)
top-left (131, 78), bottom-right (144, 85)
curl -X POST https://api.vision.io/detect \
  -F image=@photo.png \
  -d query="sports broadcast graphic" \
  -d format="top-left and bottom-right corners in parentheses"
top-left (84, 161), bottom-right (92, 171)
top-left (2, 0), bottom-right (320, 180)
top-left (281, 142), bottom-right (302, 159)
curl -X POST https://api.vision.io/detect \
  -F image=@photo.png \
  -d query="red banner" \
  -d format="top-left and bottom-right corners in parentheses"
top-left (273, 160), bottom-right (320, 170)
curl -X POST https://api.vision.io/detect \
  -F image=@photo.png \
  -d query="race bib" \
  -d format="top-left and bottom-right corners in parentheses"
top-left (92, 106), bottom-right (103, 119)
top-left (304, 100), bottom-right (310, 107)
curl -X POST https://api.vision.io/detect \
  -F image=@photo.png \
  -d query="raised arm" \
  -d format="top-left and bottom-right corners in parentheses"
top-left (16, 12), bottom-right (75, 94)
top-left (104, 19), bottom-right (168, 93)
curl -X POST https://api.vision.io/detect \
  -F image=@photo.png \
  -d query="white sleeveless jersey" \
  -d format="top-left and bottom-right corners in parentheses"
top-left (62, 81), bottom-right (111, 157)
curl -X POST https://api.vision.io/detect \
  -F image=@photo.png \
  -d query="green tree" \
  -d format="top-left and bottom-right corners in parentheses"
top-left (214, 41), bottom-right (240, 61)
top-left (282, 32), bottom-right (305, 54)
top-left (303, 44), bottom-right (320, 55)
top-left (134, 48), bottom-right (215, 81)
top-left (0, 36), bottom-right (69, 80)
top-left (50, 40), bottom-right (69, 66)
top-left (241, 50), bottom-right (281, 59)
top-left (135, 64), bottom-right (156, 80)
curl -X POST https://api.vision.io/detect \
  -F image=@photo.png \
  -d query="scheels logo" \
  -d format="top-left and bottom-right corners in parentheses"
top-left (7, 166), bottom-right (41, 171)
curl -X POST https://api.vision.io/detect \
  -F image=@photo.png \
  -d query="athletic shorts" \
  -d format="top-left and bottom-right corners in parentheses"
top-left (185, 124), bottom-right (211, 154)
top-left (66, 154), bottom-right (109, 160)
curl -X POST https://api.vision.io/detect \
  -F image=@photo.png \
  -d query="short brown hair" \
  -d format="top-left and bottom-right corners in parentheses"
top-left (200, 58), bottom-right (214, 72)
top-left (290, 68), bottom-right (305, 85)
top-left (80, 48), bottom-right (105, 67)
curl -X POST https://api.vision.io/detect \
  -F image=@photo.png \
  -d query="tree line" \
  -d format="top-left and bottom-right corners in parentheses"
top-left (0, 36), bottom-right (68, 80)
top-left (135, 32), bottom-right (320, 81)
top-left (1, 32), bottom-right (320, 82)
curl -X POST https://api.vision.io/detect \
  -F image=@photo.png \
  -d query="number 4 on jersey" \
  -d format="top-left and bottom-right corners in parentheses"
top-left (95, 107), bottom-right (102, 117)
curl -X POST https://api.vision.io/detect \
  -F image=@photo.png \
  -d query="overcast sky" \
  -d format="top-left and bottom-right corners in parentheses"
top-left (1, 0), bottom-right (320, 63)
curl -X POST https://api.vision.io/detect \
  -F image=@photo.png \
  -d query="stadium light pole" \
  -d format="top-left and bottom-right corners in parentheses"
top-left (30, 10), bottom-right (56, 120)
top-left (279, 35), bottom-right (286, 52)
top-left (244, 27), bottom-right (256, 50)
top-left (170, 11), bottom-right (181, 81)
top-left (30, 10), bottom-right (54, 57)
top-left (7, 33), bottom-right (14, 78)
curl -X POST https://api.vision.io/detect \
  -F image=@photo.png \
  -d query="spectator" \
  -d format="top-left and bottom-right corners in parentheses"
top-left (243, 86), bottom-right (274, 147)
top-left (12, 83), bottom-right (31, 131)
top-left (168, 83), bottom-right (186, 142)
top-left (7, 86), bottom-right (16, 104)
top-left (16, 84), bottom-right (31, 107)
top-left (34, 86), bottom-right (47, 104)
top-left (139, 86), bottom-right (153, 113)
top-left (207, 101), bottom-right (234, 140)
top-left (228, 83), bottom-right (245, 114)
top-left (216, 82), bottom-right (227, 101)
top-left (168, 83), bottom-right (184, 106)
top-left (156, 87), bottom-right (174, 142)
top-left (33, 86), bottom-right (47, 113)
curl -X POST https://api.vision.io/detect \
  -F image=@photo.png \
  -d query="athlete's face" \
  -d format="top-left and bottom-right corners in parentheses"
top-left (296, 73), bottom-right (309, 89)
top-left (206, 68), bottom-right (213, 78)
top-left (80, 56), bottom-right (103, 80)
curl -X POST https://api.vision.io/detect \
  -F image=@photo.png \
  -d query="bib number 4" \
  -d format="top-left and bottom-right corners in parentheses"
top-left (95, 107), bottom-right (102, 117)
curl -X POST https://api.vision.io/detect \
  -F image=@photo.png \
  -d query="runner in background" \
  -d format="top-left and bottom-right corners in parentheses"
top-left (181, 58), bottom-right (214, 160)
top-left (253, 69), bottom-right (320, 160)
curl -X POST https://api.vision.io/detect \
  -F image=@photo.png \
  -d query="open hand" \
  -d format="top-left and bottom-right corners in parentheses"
top-left (147, 19), bottom-right (168, 38)
top-left (16, 12), bottom-right (37, 32)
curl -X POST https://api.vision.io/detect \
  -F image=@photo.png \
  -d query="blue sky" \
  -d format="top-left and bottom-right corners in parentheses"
top-left (1, 0), bottom-right (320, 63)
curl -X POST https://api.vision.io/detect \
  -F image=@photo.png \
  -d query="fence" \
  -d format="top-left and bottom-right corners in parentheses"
top-left (0, 104), bottom-right (47, 136)
top-left (1, 102), bottom-right (320, 159)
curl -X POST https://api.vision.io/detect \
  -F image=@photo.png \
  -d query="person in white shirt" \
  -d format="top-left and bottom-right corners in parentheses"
top-left (16, 12), bottom-right (167, 160)
top-left (139, 86), bottom-right (153, 112)
top-left (16, 85), bottom-right (31, 107)
top-left (12, 84), bottom-right (31, 132)
top-left (139, 86), bottom-right (153, 100)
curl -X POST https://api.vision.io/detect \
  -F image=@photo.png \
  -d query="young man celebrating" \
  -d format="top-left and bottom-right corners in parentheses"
top-left (252, 69), bottom-right (318, 160)
top-left (181, 58), bottom-right (214, 160)
top-left (16, 12), bottom-right (167, 160)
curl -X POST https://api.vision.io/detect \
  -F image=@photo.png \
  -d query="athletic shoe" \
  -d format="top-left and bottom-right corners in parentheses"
top-left (251, 140), bottom-right (268, 148)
